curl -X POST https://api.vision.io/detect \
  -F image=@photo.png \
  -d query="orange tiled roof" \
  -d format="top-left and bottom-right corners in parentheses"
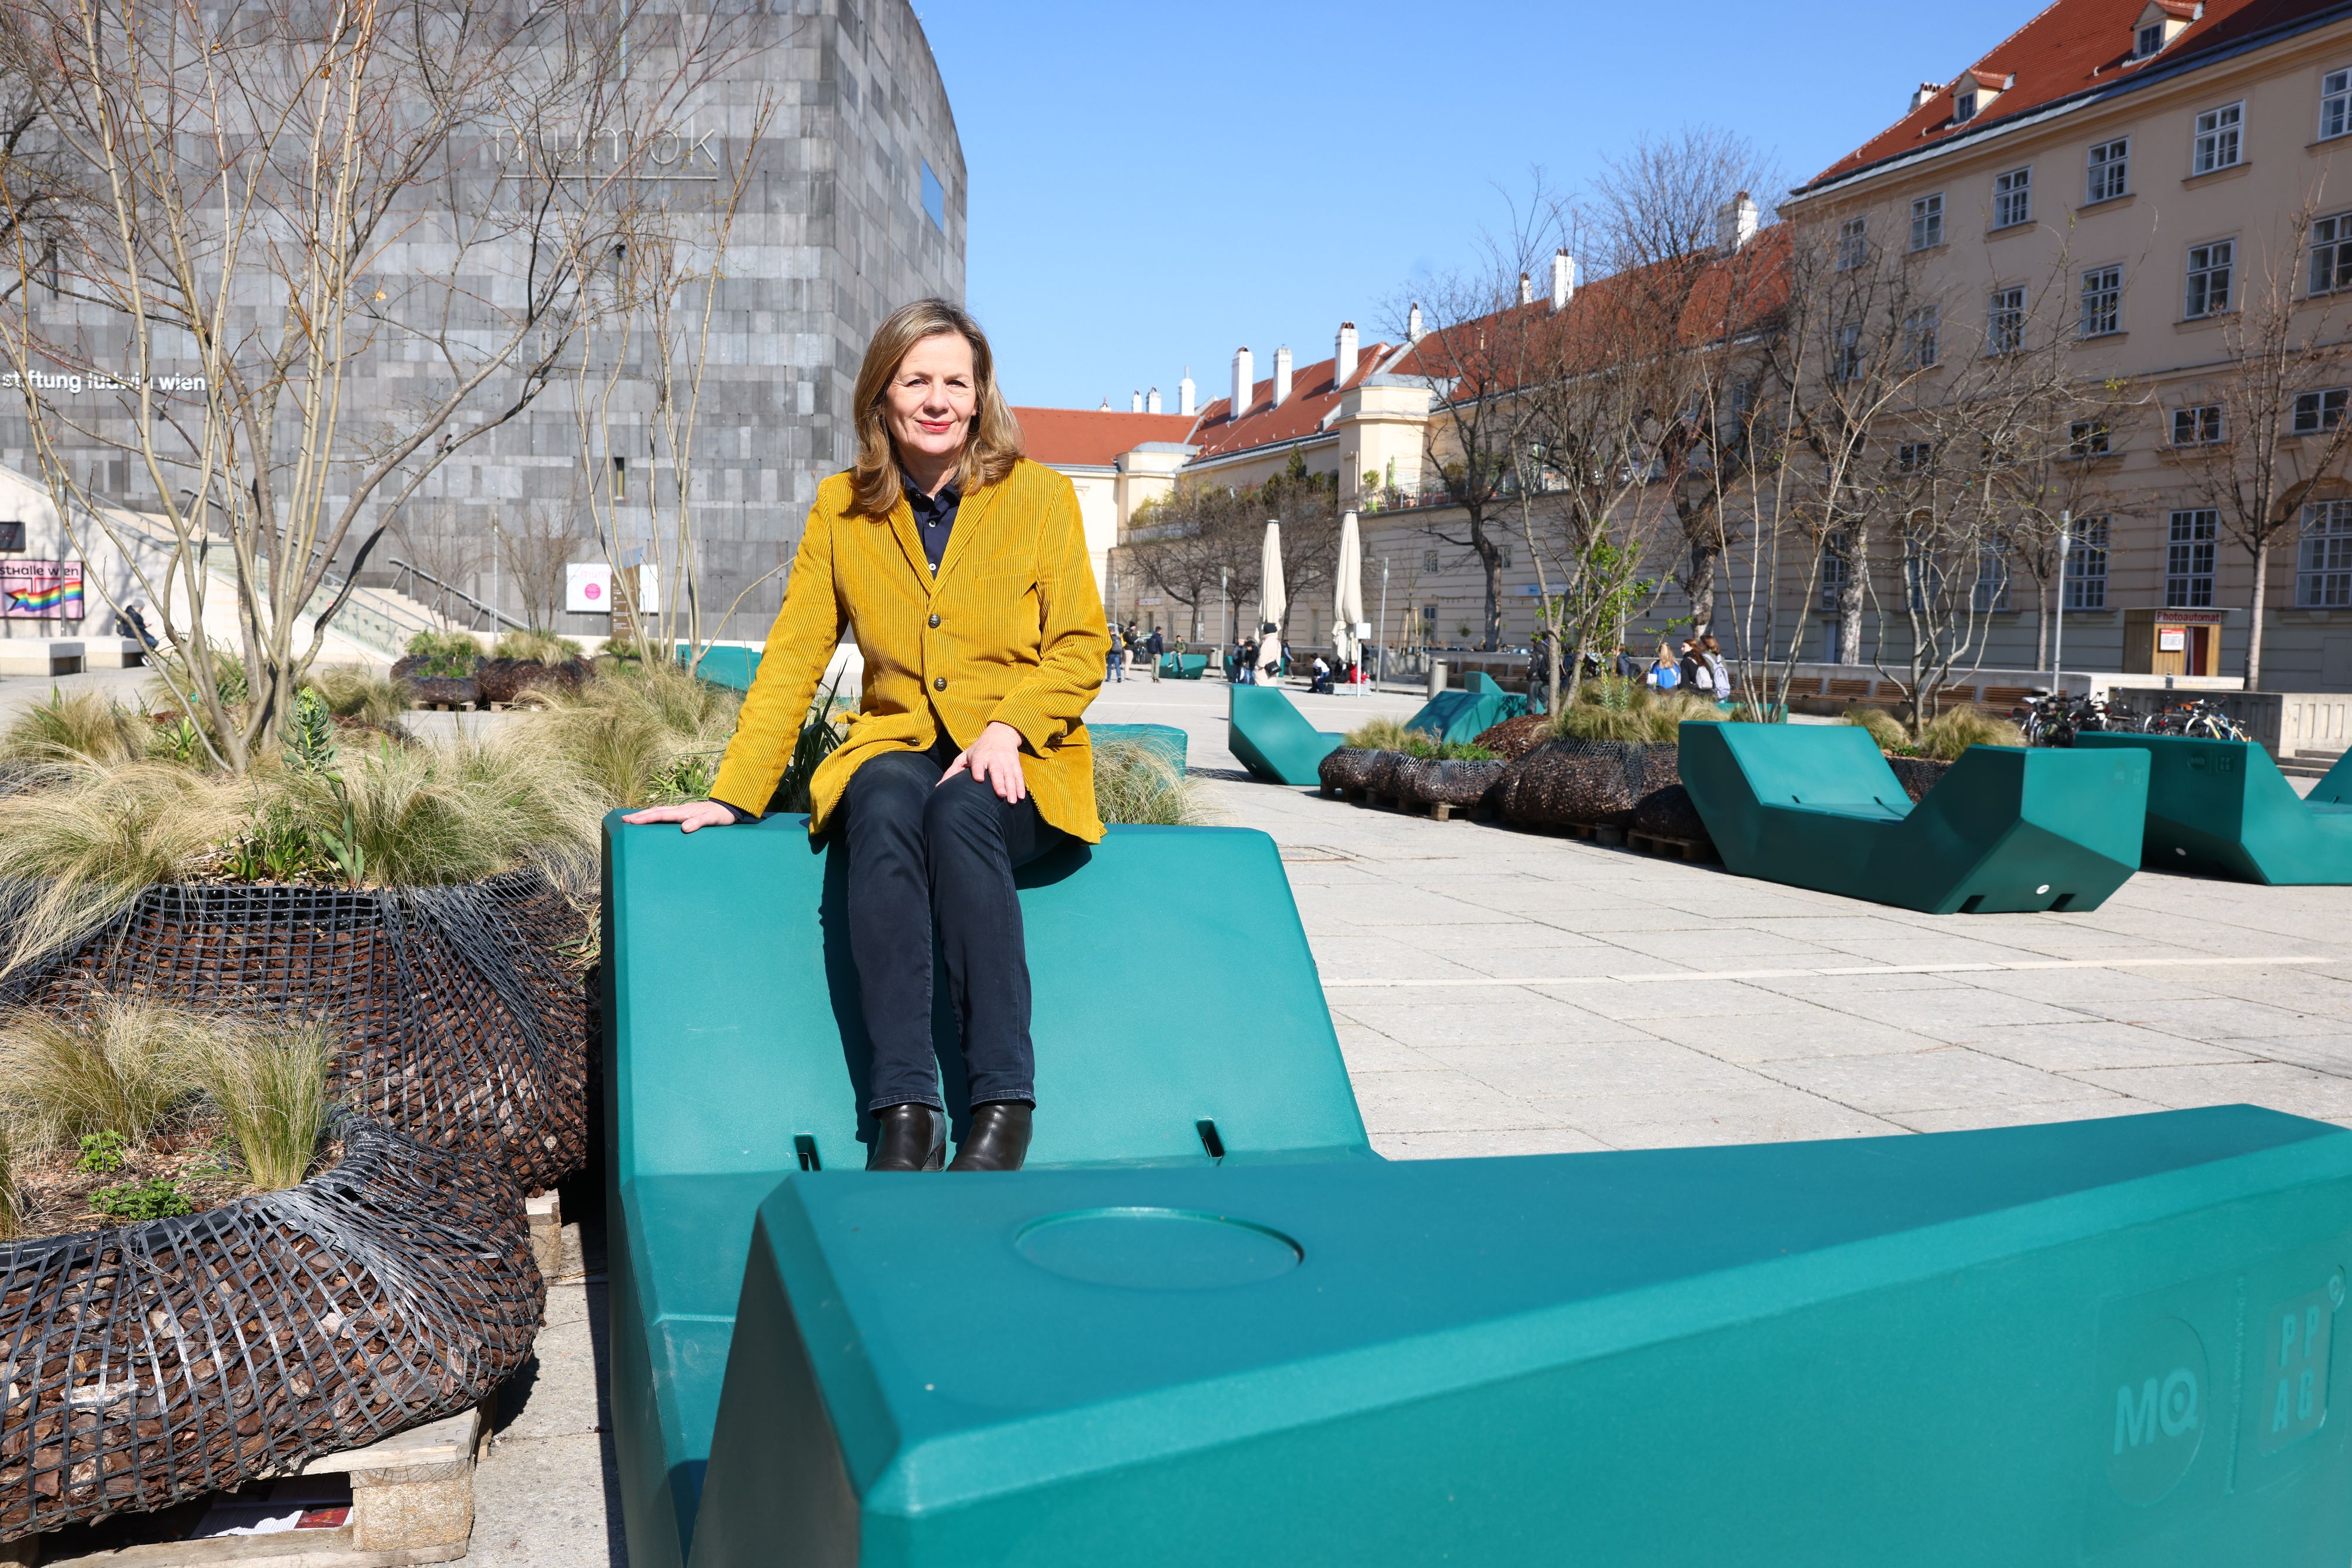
top-left (1185, 341), bottom-right (1397, 462)
top-left (1010, 407), bottom-right (1199, 467)
top-left (1382, 230), bottom-right (1790, 402)
top-left (1803, 0), bottom-right (2340, 192)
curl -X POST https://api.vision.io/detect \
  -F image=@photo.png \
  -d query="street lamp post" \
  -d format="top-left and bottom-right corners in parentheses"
top-left (1220, 567), bottom-right (1229, 653)
top-left (1377, 556), bottom-right (1390, 691)
top-left (2052, 509), bottom-right (2070, 696)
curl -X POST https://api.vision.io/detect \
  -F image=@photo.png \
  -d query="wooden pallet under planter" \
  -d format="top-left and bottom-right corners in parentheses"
top-left (0, 1114), bottom-right (541, 1543)
top-left (0, 871), bottom-right (592, 1192)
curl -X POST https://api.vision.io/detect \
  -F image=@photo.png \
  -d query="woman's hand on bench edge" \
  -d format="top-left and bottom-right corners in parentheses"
top-left (621, 800), bottom-right (740, 833)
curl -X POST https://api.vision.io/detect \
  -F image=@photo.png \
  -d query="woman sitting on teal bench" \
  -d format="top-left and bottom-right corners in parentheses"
top-left (623, 299), bottom-right (1109, 1172)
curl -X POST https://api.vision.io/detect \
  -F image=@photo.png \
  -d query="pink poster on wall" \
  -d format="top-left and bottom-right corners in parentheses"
top-left (1, 561), bottom-right (84, 618)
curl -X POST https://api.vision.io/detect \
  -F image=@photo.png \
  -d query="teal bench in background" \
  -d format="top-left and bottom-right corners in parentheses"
top-left (689, 1105), bottom-right (2352, 1567)
top-left (1090, 722), bottom-right (1188, 773)
top-left (1227, 685), bottom-right (1344, 785)
top-left (1157, 652), bottom-right (1209, 680)
top-left (1680, 721), bottom-right (2147, 912)
top-left (1405, 670), bottom-right (1526, 744)
top-left (2075, 733), bottom-right (2352, 884)
top-left (678, 643), bottom-right (761, 691)
top-left (602, 815), bottom-right (1372, 1568)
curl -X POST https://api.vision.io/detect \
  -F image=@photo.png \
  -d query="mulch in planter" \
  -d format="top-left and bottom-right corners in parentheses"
top-left (1472, 714), bottom-right (1549, 760)
top-left (1496, 738), bottom-right (1683, 830)
top-left (0, 1114), bottom-right (541, 1542)
top-left (475, 658), bottom-right (591, 707)
top-left (2, 872), bottom-right (590, 1192)
top-left (1395, 757), bottom-right (1509, 811)
top-left (1883, 755), bottom-right (1952, 804)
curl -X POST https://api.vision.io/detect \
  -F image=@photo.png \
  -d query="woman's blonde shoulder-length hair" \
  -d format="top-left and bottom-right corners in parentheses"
top-left (847, 297), bottom-right (1024, 520)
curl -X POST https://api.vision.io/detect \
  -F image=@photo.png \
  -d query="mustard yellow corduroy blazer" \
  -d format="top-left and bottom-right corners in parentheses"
top-left (709, 458), bottom-right (1111, 841)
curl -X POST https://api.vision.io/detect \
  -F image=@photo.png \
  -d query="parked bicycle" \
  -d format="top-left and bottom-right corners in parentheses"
top-left (2009, 690), bottom-right (2110, 748)
top-left (2139, 698), bottom-right (2250, 741)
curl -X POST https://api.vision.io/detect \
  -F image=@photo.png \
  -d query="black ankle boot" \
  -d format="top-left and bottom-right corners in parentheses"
top-left (947, 1101), bottom-right (1033, 1172)
top-left (867, 1103), bottom-right (944, 1171)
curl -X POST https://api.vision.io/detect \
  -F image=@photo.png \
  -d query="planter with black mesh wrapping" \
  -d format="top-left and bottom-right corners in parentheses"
top-left (1394, 757), bottom-right (1509, 818)
top-left (0, 1112), bottom-right (540, 1542)
top-left (475, 657), bottom-right (592, 707)
top-left (1, 873), bottom-right (591, 1191)
top-left (1495, 738), bottom-right (1683, 830)
top-left (1317, 748), bottom-right (1378, 797)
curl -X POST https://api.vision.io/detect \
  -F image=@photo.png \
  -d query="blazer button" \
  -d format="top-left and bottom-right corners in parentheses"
top-left (933, 676), bottom-right (947, 691)
top-left (928, 613), bottom-right (941, 628)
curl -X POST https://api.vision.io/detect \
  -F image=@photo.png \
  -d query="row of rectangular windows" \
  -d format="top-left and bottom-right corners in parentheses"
top-left (1814, 504), bottom-right (2352, 611)
top-left (1842, 67), bottom-right (2352, 270)
top-left (1846, 216), bottom-right (2352, 370)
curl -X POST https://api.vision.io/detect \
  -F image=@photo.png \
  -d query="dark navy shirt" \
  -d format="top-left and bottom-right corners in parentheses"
top-left (907, 476), bottom-right (961, 573)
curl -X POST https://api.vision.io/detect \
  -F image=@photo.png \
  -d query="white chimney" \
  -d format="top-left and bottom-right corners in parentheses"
top-left (1518, 272), bottom-right (1534, 305)
top-left (1131, 390), bottom-right (1144, 413)
top-left (1408, 302), bottom-right (1424, 340)
top-left (1272, 345), bottom-right (1293, 406)
top-left (1911, 82), bottom-right (1940, 112)
top-left (1549, 251), bottom-right (1575, 312)
top-left (1231, 346), bottom-right (1252, 417)
top-left (1335, 321), bottom-right (1359, 387)
top-left (1179, 368), bottom-right (1195, 416)
top-left (1715, 190), bottom-right (1760, 253)
top-left (1146, 386), bottom-right (1162, 414)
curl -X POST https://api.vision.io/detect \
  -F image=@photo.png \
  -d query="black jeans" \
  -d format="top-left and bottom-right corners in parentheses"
top-left (840, 738), bottom-right (1066, 1113)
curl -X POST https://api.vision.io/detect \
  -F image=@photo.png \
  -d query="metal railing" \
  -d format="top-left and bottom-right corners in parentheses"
top-left (385, 559), bottom-right (527, 634)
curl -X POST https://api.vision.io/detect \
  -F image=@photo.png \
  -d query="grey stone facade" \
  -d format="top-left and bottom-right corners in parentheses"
top-left (1, 0), bottom-right (964, 646)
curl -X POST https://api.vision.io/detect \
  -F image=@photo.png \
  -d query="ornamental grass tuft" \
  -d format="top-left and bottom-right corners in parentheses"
top-left (0, 994), bottom-right (209, 1148)
top-left (1917, 705), bottom-right (2026, 760)
top-left (492, 628), bottom-right (585, 665)
top-left (1549, 686), bottom-right (1725, 745)
top-left (1093, 734), bottom-right (1214, 825)
top-left (0, 688), bottom-right (151, 768)
top-left (193, 1018), bottom-right (333, 1191)
top-left (532, 656), bottom-right (743, 808)
top-left (306, 663), bottom-right (412, 726)
top-left (1839, 706), bottom-right (1914, 754)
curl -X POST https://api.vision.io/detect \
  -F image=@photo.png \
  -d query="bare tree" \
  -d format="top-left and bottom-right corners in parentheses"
top-left (2170, 194), bottom-right (2352, 688)
top-left (1389, 183), bottom-right (1565, 650)
top-left (1124, 483), bottom-right (1257, 644)
top-left (0, 0), bottom-right (753, 768)
top-left (1585, 127), bottom-right (1785, 637)
top-left (500, 492), bottom-right (589, 633)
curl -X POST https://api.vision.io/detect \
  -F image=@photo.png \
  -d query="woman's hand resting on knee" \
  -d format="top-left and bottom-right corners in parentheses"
top-left (620, 800), bottom-right (739, 833)
top-left (943, 721), bottom-right (1027, 804)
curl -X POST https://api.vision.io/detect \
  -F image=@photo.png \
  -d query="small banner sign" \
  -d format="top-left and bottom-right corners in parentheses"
top-left (1, 560), bottom-right (82, 618)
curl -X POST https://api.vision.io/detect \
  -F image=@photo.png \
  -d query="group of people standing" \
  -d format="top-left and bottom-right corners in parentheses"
top-left (1103, 621), bottom-right (1164, 683)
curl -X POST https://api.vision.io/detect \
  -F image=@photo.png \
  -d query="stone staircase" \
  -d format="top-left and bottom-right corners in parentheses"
top-left (2280, 745), bottom-right (2348, 781)
top-left (105, 507), bottom-right (459, 661)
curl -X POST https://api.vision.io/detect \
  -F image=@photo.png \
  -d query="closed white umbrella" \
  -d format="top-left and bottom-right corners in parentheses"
top-left (1332, 510), bottom-right (1364, 675)
top-left (1255, 520), bottom-right (1285, 683)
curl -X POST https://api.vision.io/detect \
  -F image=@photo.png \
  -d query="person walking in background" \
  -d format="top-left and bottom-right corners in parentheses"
top-left (1614, 642), bottom-right (1643, 681)
top-left (1698, 634), bottom-right (1731, 706)
top-left (1146, 626), bottom-right (1164, 681)
top-left (1107, 628), bottom-right (1126, 683)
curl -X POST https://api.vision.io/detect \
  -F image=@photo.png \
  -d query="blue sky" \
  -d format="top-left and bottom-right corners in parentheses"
top-left (915, 0), bottom-right (2010, 409)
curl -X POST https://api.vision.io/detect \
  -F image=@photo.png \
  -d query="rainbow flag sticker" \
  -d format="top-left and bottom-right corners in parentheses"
top-left (1, 561), bottom-right (84, 620)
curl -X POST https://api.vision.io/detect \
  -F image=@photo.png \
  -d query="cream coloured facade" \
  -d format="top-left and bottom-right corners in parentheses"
top-left (1784, 0), bottom-right (2352, 688)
